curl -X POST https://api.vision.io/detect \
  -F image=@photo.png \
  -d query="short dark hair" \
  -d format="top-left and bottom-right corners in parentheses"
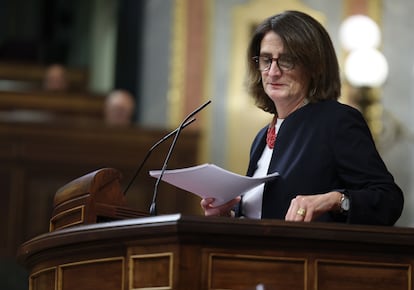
top-left (246, 10), bottom-right (341, 114)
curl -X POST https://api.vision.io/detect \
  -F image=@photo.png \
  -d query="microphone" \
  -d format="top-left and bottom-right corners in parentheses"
top-left (123, 118), bottom-right (197, 196)
top-left (149, 100), bottom-right (212, 216)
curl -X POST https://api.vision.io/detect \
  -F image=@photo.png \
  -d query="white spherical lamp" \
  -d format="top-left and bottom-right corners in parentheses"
top-left (339, 15), bottom-right (381, 51)
top-left (344, 48), bottom-right (389, 87)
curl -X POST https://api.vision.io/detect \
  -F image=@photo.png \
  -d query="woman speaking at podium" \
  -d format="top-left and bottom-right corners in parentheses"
top-left (201, 10), bottom-right (403, 225)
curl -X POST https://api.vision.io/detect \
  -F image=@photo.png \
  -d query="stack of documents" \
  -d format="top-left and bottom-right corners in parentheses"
top-left (149, 164), bottom-right (279, 206)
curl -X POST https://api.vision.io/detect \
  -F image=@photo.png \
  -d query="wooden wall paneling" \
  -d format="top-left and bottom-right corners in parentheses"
top-left (0, 165), bottom-right (12, 256)
top-left (7, 166), bottom-right (26, 256)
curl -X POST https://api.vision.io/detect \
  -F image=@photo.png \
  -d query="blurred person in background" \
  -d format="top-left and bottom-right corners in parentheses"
top-left (104, 89), bottom-right (136, 126)
top-left (43, 63), bottom-right (69, 92)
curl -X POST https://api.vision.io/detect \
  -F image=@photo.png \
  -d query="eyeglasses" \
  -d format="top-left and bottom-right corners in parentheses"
top-left (252, 55), bottom-right (296, 72)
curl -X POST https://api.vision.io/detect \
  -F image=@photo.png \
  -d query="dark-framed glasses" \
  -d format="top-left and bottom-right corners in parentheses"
top-left (252, 55), bottom-right (295, 72)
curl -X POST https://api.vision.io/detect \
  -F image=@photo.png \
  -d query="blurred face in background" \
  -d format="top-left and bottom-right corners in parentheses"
top-left (104, 90), bottom-right (136, 126)
top-left (43, 64), bottom-right (69, 91)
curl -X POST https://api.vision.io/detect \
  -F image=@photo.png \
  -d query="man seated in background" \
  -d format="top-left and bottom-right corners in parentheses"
top-left (43, 63), bottom-right (69, 92)
top-left (104, 89), bottom-right (136, 126)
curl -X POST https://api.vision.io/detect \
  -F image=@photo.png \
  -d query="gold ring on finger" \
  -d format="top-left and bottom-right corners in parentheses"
top-left (296, 208), bottom-right (306, 216)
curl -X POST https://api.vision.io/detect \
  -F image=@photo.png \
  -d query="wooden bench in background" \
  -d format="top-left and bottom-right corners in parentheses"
top-left (0, 62), bottom-right (88, 91)
top-left (0, 90), bottom-right (105, 121)
top-left (0, 115), bottom-right (201, 263)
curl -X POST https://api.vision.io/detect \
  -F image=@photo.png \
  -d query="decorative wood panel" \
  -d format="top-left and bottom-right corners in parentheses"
top-left (208, 253), bottom-right (306, 290)
top-left (59, 258), bottom-right (124, 290)
top-left (30, 267), bottom-right (56, 290)
top-left (130, 253), bottom-right (173, 290)
top-left (49, 205), bottom-right (86, 231)
top-left (315, 259), bottom-right (411, 290)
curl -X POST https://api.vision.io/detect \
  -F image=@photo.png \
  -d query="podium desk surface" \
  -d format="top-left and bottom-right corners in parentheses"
top-left (19, 214), bottom-right (414, 261)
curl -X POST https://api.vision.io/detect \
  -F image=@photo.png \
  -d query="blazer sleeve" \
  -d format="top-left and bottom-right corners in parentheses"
top-left (332, 105), bottom-right (404, 225)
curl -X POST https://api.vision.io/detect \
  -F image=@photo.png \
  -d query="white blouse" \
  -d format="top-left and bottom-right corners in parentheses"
top-left (242, 118), bottom-right (284, 219)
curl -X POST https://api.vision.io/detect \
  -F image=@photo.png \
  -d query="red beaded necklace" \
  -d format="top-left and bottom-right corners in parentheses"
top-left (266, 116), bottom-right (277, 149)
top-left (266, 100), bottom-right (308, 149)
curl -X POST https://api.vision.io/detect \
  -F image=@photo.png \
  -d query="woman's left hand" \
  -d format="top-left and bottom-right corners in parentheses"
top-left (285, 191), bottom-right (342, 222)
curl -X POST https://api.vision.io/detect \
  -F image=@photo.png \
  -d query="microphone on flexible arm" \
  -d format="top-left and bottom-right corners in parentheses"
top-left (149, 100), bottom-right (212, 216)
top-left (123, 118), bottom-right (197, 196)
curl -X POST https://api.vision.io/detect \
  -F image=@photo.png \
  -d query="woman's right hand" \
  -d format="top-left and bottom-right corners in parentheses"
top-left (200, 196), bottom-right (241, 217)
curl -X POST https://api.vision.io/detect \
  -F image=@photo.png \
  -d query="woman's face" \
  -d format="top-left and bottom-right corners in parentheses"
top-left (259, 31), bottom-right (310, 107)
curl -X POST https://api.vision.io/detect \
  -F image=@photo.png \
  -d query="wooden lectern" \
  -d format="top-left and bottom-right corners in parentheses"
top-left (49, 168), bottom-right (147, 231)
top-left (18, 214), bottom-right (414, 290)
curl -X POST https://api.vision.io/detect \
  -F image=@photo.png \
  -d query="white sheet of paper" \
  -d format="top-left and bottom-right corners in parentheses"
top-left (149, 163), bottom-right (279, 206)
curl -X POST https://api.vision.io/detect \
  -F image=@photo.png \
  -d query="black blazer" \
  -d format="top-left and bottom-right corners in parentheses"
top-left (243, 100), bottom-right (404, 225)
